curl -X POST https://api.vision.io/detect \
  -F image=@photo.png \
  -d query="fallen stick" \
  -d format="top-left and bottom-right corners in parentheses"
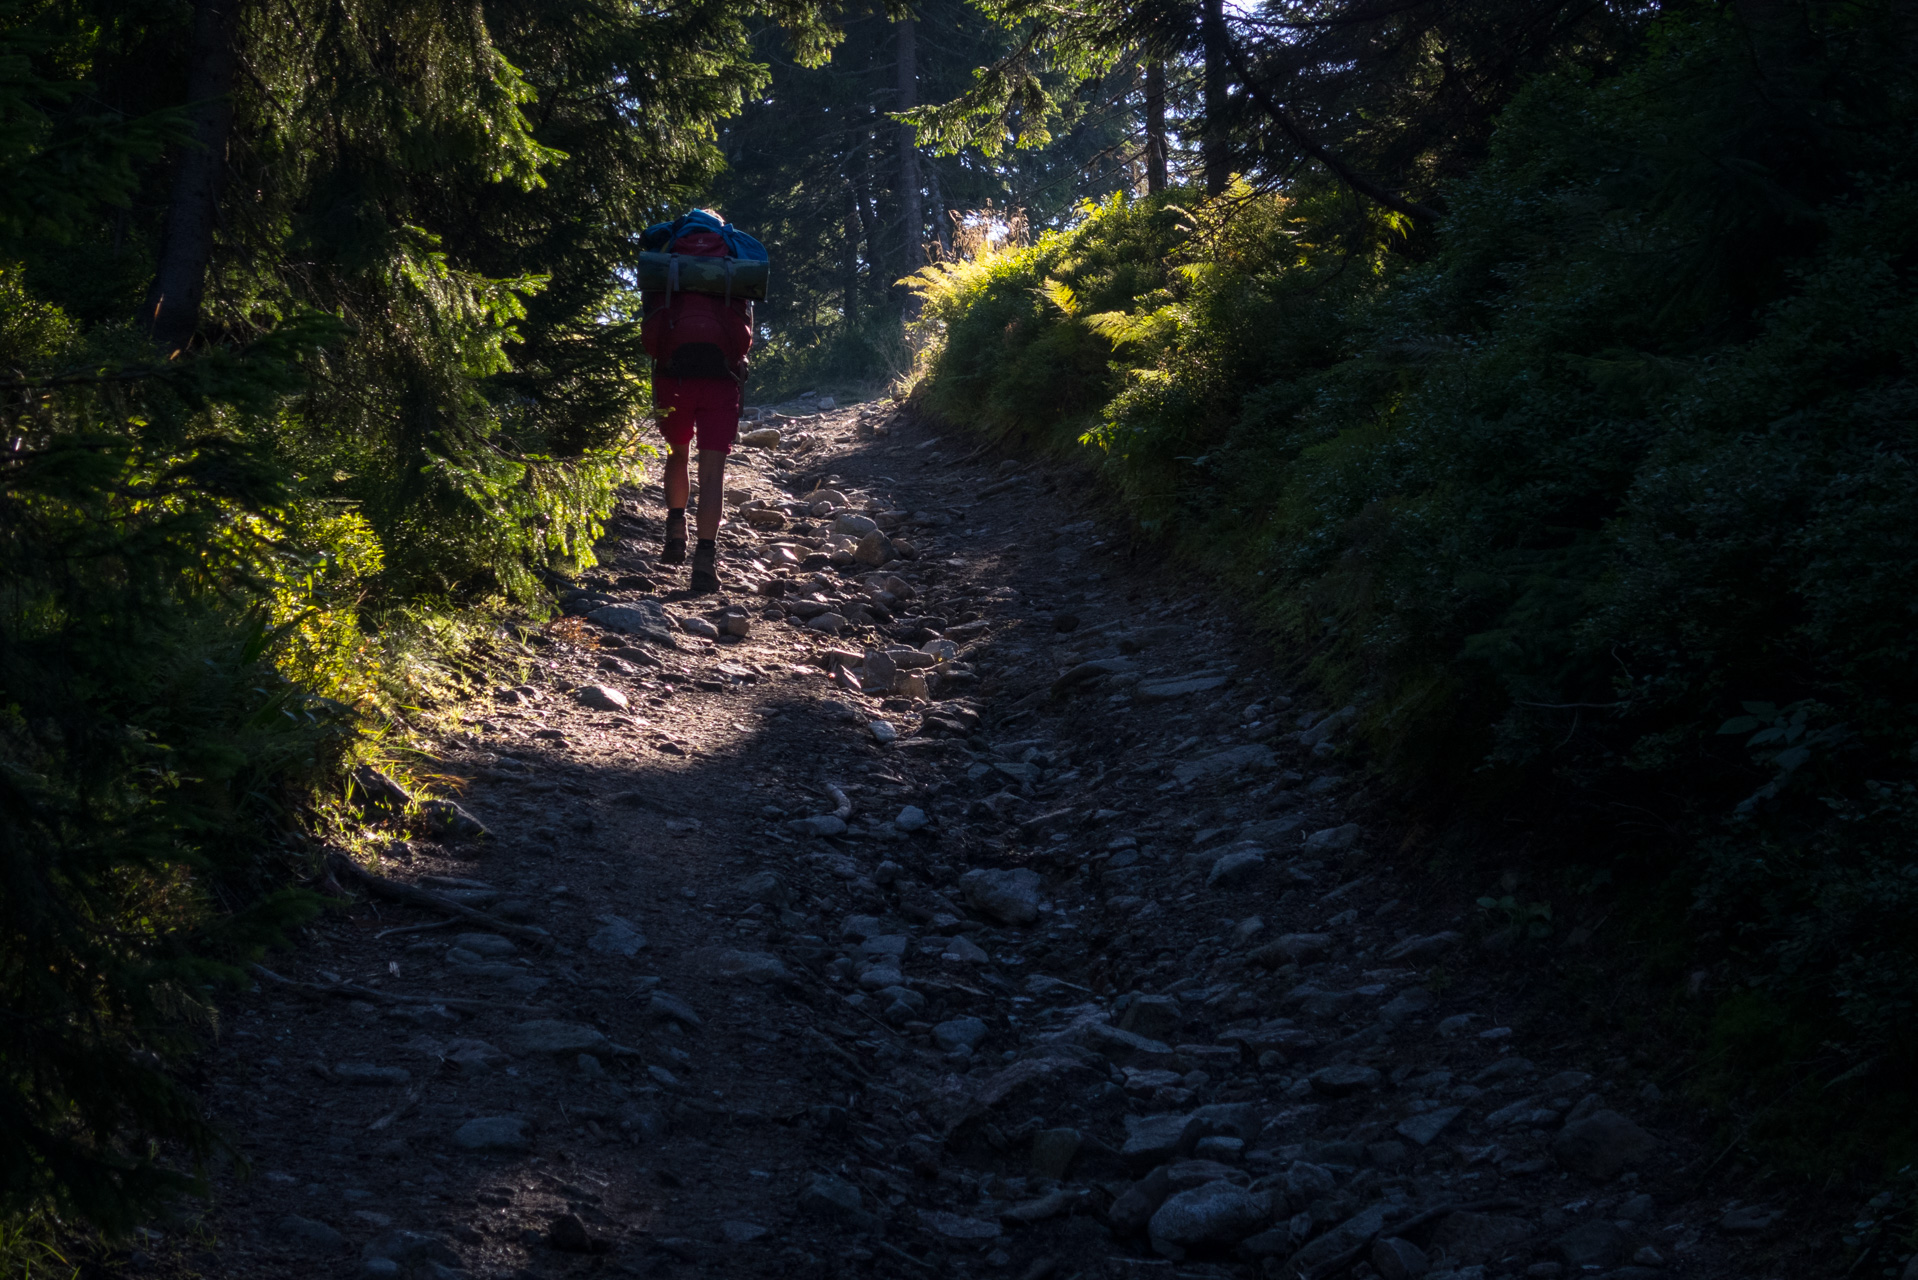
top-left (326, 851), bottom-right (553, 948)
top-left (911, 977), bottom-right (990, 998)
top-left (802, 1026), bottom-right (872, 1079)
top-left (369, 1086), bottom-right (421, 1132)
top-left (1018, 807), bottom-right (1079, 830)
top-left (374, 919), bottom-right (456, 941)
top-left (875, 1242), bottom-right (938, 1274)
top-left (251, 963), bottom-right (545, 1014)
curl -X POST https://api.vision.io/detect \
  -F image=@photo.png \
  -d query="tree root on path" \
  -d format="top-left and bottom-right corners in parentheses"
top-left (801, 1026), bottom-right (873, 1080)
top-left (250, 963), bottom-right (546, 1015)
top-left (875, 1241), bottom-right (939, 1274)
top-left (325, 849), bottom-right (555, 948)
top-left (1303, 1196), bottom-right (1526, 1280)
top-left (373, 918), bottom-right (457, 940)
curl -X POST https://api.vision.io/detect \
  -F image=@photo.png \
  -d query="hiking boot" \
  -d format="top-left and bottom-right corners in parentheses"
top-left (660, 511), bottom-right (687, 564)
top-left (689, 542), bottom-right (719, 595)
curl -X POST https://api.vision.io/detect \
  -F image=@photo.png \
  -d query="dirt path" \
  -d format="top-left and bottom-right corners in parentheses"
top-left (179, 398), bottom-right (1799, 1280)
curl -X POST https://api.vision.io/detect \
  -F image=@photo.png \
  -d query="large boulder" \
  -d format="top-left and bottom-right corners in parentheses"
top-left (574, 684), bottom-right (629, 712)
top-left (853, 530), bottom-right (896, 566)
top-left (1553, 1109), bottom-right (1658, 1179)
top-left (1121, 1112), bottom-right (1199, 1168)
top-left (1109, 1166), bottom-right (1173, 1235)
top-left (586, 600), bottom-right (679, 648)
top-left (696, 948), bottom-right (790, 984)
top-left (1288, 1206), bottom-right (1387, 1275)
top-left (1148, 1181), bottom-right (1269, 1259)
top-left (453, 1116), bottom-right (531, 1153)
top-left (959, 867), bottom-right (1044, 925)
top-left (1206, 849), bottom-right (1266, 888)
top-left (1554, 1220), bottom-right (1629, 1269)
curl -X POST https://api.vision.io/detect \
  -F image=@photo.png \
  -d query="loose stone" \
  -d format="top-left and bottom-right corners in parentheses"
top-left (932, 1017), bottom-right (988, 1052)
top-left (698, 948), bottom-right (790, 983)
top-left (278, 1215), bottom-right (347, 1252)
top-left (587, 914), bottom-right (647, 956)
top-left (959, 867), bottom-right (1044, 925)
top-left (1206, 849), bottom-right (1265, 888)
top-left (1396, 1106), bottom-right (1463, 1146)
top-left (647, 991), bottom-right (703, 1029)
top-left (1308, 1064), bottom-right (1382, 1096)
top-left (1147, 1181), bottom-right (1269, 1258)
top-left (505, 1020), bottom-right (610, 1056)
top-left (574, 684), bottom-right (630, 712)
top-left (453, 1116), bottom-right (531, 1153)
top-left (1552, 1109), bottom-right (1658, 1179)
top-left (1303, 823), bottom-right (1361, 852)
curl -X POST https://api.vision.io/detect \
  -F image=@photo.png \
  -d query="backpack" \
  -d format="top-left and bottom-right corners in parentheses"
top-left (639, 210), bottom-right (769, 271)
top-left (640, 212), bottom-right (769, 383)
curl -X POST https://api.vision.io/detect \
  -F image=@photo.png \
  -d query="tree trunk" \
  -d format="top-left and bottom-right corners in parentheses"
top-left (843, 180), bottom-right (863, 325)
top-left (145, 0), bottom-right (243, 354)
top-left (849, 146), bottom-right (879, 316)
top-left (1145, 59), bottom-right (1168, 194)
top-left (896, 17), bottom-right (925, 275)
top-left (926, 159), bottom-right (952, 259)
top-left (1201, 0), bottom-right (1229, 196)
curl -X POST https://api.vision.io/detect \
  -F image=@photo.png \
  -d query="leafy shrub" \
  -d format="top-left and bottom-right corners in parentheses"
top-left (0, 284), bottom-right (348, 1227)
top-left (0, 0), bottom-right (793, 1238)
top-left (912, 1), bottom-right (1918, 1167)
top-left (909, 191), bottom-right (1197, 447)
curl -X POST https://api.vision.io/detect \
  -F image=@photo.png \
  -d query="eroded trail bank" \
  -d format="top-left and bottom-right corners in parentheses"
top-left (183, 399), bottom-right (1800, 1280)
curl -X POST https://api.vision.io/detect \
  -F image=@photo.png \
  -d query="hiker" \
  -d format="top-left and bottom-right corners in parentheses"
top-left (639, 208), bottom-right (769, 594)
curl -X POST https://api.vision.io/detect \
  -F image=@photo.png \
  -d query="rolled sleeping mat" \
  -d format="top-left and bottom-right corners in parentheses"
top-left (636, 252), bottom-right (769, 301)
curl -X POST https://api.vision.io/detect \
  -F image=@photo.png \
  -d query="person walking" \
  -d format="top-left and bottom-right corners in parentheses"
top-left (639, 209), bottom-right (768, 594)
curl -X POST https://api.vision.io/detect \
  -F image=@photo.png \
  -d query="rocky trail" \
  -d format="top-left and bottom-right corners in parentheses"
top-left (174, 397), bottom-right (1809, 1280)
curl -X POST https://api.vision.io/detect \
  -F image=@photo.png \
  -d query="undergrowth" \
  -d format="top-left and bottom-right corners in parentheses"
top-left (908, 1), bottom-right (1918, 1178)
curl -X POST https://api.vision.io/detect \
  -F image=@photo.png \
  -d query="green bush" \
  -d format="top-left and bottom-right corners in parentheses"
top-left (0, 279), bottom-right (346, 1227)
top-left (0, 0), bottom-right (806, 1235)
top-left (913, 2), bottom-right (1918, 1168)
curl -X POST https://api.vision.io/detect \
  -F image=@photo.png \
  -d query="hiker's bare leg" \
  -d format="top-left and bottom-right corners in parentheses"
top-left (696, 450), bottom-right (727, 541)
top-left (665, 439), bottom-right (691, 511)
top-left (659, 439), bottom-right (691, 563)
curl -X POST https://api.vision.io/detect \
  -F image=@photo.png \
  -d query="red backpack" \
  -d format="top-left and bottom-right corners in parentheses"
top-left (642, 227), bottom-right (754, 382)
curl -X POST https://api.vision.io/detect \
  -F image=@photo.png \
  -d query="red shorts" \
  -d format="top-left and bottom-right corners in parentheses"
top-left (654, 377), bottom-right (741, 454)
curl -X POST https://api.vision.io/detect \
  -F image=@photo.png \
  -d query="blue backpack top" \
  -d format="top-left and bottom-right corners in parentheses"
top-left (641, 210), bottom-right (769, 262)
